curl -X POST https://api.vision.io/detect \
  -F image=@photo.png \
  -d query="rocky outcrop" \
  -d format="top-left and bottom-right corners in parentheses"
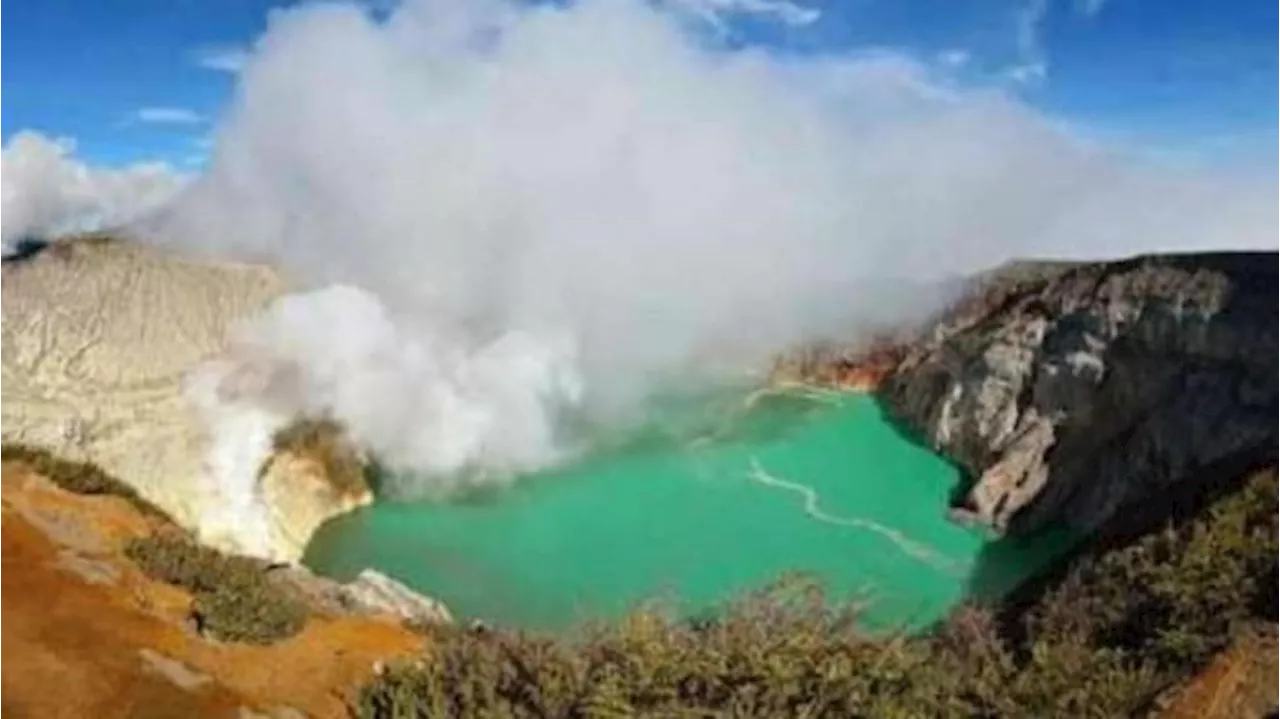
top-left (343, 570), bottom-right (454, 625)
top-left (771, 337), bottom-right (907, 392)
top-left (259, 426), bottom-right (375, 561)
top-left (0, 237), bottom-right (369, 561)
top-left (266, 565), bottom-right (453, 626)
top-left (880, 252), bottom-right (1278, 537)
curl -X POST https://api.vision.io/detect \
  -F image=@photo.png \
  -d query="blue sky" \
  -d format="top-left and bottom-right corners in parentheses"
top-left (3, 0), bottom-right (1276, 168)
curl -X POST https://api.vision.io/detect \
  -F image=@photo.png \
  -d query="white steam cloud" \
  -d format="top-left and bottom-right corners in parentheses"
top-left (73, 0), bottom-right (1280, 498)
top-left (1, 132), bottom-right (186, 250)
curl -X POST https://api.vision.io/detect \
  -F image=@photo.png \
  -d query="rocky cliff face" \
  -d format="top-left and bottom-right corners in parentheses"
top-left (880, 251), bottom-right (1278, 537)
top-left (1, 237), bottom-right (369, 561)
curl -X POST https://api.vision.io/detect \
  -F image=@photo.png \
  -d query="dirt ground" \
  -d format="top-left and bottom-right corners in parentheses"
top-left (1, 461), bottom-right (423, 719)
top-left (1157, 627), bottom-right (1278, 719)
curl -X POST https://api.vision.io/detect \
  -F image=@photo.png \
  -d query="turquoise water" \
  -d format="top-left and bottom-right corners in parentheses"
top-left (305, 390), bottom-right (1066, 631)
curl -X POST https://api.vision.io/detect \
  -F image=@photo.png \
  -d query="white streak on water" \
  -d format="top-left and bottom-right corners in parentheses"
top-left (746, 457), bottom-right (967, 575)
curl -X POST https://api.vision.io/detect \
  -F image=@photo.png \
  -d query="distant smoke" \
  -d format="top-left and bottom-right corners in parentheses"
top-left (34, 0), bottom-right (1280, 496)
top-left (0, 132), bottom-right (185, 251)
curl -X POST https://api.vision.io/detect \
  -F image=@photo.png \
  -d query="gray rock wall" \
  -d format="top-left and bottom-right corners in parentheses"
top-left (880, 252), bottom-right (1277, 536)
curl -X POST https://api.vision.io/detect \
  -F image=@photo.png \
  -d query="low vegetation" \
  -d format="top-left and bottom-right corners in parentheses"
top-left (1, 443), bottom-right (172, 522)
top-left (359, 468), bottom-right (1277, 718)
top-left (5, 440), bottom-right (1271, 713)
top-left (125, 534), bottom-right (309, 645)
top-left (3, 442), bottom-right (309, 644)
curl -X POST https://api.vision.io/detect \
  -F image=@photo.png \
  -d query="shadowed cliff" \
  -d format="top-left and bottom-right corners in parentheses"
top-left (879, 251), bottom-right (1277, 539)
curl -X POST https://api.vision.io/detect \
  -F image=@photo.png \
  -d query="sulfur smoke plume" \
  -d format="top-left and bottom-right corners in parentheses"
top-left (132, 0), bottom-right (1273, 497)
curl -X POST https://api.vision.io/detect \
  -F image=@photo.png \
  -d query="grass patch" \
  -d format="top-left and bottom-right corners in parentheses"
top-left (1, 443), bottom-right (173, 523)
top-left (359, 468), bottom-right (1276, 717)
top-left (125, 534), bottom-right (308, 645)
top-left (271, 418), bottom-right (368, 497)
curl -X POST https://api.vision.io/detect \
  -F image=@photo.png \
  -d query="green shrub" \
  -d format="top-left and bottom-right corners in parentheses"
top-left (362, 577), bottom-right (913, 718)
top-left (358, 469), bottom-right (1277, 718)
top-left (1, 443), bottom-right (173, 522)
top-left (1011, 466), bottom-right (1278, 712)
top-left (125, 534), bottom-right (308, 644)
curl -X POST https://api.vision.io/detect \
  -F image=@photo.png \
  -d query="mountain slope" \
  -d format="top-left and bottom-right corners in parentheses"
top-left (1, 237), bottom-right (369, 560)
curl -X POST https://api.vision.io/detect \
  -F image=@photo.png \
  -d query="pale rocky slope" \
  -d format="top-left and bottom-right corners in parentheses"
top-left (1, 237), bottom-right (367, 561)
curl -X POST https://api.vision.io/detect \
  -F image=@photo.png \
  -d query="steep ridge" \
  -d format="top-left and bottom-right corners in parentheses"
top-left (879, 251), bottom-right (1278, 537)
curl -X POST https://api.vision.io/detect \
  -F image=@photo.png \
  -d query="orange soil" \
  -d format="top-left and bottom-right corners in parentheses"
top-left (1, 463), bottom-right (424, 719)
top-left (1158, 628), bottom-right (1278, 719)
top-left (792, 342), bottom-right (905, 392)
top-left (815, 352), bottom-right (901, 392)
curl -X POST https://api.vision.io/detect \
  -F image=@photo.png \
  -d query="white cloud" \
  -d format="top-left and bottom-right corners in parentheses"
top-left (1015, 0), bottom-right (1049, 58)
top-left (1, 131), bottom-right (186, 249)
top-left (1010, 0), bottom-right (1050, 85)
top-left (1005, 61), bottom-right (1047, 85)
top-left (937, 48), bottom-right (971, 68)
top-left (1075, 0), bottom-right (1108, 17)
top-left (137, 0), bottom-right (1274, 496)
top-left (667, 0), bottom-right (820, 30)
top-left (135, 107), bottom-right (205, 125)
top-left (194, 44), bottom-right (250, 73)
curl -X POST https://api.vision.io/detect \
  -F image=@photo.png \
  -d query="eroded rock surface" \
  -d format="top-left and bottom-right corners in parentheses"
top-left (1, 238), bottom-right (369, 560)
top-left (880, 252), bottom-right (1278, 536)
